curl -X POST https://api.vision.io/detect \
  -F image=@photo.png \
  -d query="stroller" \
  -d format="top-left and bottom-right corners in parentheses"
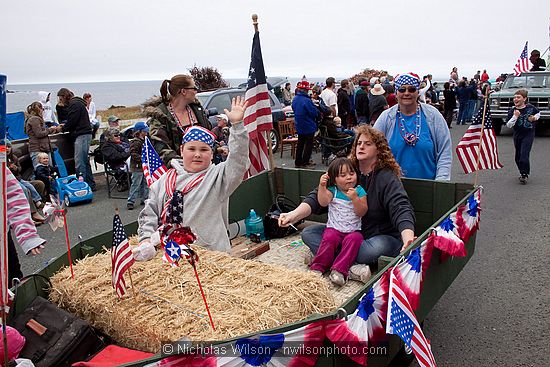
top-left (317, 122), bottom-right (354, 165)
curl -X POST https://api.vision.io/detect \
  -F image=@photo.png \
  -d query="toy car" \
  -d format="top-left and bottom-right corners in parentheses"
top-left (52, 148), bottom-right (93, 206)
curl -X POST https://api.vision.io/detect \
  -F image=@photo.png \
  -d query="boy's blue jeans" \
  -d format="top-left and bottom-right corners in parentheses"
top-left (128, 171), bottom-right (148, 205)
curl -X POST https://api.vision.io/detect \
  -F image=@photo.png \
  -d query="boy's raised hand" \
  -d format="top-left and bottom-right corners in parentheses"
top-left (224, 96), bottom-right (249, 124)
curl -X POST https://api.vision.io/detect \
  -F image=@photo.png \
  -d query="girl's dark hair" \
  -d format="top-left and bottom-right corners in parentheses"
top-left (326, 157), bottom-right (357, 187)
top-left (444, 82), bottom-right (450, 90)
top-left (26, 101), bottom-right (43, 117)
top-left (160, 74), bottom-right (194, 104)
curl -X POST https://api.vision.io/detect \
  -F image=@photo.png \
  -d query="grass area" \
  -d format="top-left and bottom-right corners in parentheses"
top-left (97, 105), bottom-right (143, 121)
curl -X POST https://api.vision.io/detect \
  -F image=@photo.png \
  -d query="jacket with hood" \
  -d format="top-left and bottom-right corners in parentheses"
top-left (61, 96), bottom-right (92, 138)
top-left (144, 97), bottom-right (212, 167)
top-left (25, 115), bottom-right (55, 153)
top-left (373, 103), bottom-right (452, 181)
top-left (38, 91), bottom-right (57, 124)
top-left (355, 88), bottom-right (369, 117)
top-left (137, 120), bottom-right (250, 253)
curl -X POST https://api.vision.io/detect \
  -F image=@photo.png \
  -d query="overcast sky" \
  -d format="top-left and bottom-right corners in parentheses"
top-left (3, 0), bottom-right (549, 85)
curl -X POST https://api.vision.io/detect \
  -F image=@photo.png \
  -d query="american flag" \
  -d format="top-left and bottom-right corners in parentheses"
top-left (455, 103), bottom-right (503, 174)
top-left (244, 30), bottom-right (273, 178)
top-left (387, 270), bottom-right (437, 367)
top-left (111, 213), bottom-right (135, 298)
top-left (142, 136), bottom-right (167, 187)
top-left (513, 41), bottom-right (530, 76)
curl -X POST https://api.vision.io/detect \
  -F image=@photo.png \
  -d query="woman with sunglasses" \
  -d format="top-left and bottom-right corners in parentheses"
top-left (145, 74), bottom-right (212, 167)
top-left (374, 73), bottom-right (452, 181)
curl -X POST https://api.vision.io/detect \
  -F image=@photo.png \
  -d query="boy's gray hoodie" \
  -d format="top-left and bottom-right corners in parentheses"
top-left (138, 121), bottom-right (250, 252)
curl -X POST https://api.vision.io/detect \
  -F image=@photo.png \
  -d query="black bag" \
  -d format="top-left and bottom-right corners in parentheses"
top-left (263, 195), bottom-right (304, 239)
top-left (9, 296), bottom-right (105, 367)
top-left (92, 145), bottom-right (104, 165)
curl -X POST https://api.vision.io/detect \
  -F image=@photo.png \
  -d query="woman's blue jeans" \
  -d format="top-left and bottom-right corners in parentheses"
top-left (301, 224), bottom-right (402, 265)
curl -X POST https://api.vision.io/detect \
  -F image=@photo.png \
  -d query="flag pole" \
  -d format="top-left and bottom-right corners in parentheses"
top-left (115, 207), bottom-right (135, 297)
top-left (251, 14), bottom-right (276, 172)
top-left (1, 74), bottom-right (10, 367)
top-left (473, 88), bottom-right (490, 187)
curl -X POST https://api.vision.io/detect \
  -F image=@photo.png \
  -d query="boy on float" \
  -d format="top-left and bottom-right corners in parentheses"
top-left (135, 97), bottom-right (249, 260)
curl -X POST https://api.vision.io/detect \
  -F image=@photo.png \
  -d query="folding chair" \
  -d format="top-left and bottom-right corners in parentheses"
top-left (277, 119), bottom-right (298, 158)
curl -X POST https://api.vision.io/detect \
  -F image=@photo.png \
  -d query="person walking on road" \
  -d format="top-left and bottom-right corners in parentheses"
top-left (506, 89), bottom-right (540, 184)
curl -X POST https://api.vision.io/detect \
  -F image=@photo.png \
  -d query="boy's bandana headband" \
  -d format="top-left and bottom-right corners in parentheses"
top-left (182, 126), bottom-right (216, 147)
top-left (394, 73), bottom-right (421, 89)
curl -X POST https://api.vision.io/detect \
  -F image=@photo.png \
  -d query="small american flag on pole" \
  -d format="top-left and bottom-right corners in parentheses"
top-left (387, 269), bottom-right (437, 367)
top-left (513, 41), bottom-right (530, 76)
top-left (111, 213), bottom-right (135, 298)
top-left (142, 136), bottom-right (167, 187)
top-left (244, 29), bottom-right (273, 178)
top-left (455, 103), bottom-right (503, 174)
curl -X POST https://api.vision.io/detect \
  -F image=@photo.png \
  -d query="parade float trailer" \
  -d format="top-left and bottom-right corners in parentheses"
top-left (8, 167), bottom-right (478, 367)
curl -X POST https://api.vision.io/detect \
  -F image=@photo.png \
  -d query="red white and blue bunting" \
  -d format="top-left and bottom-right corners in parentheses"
top-left (153, 188), bottom-right (482, 367)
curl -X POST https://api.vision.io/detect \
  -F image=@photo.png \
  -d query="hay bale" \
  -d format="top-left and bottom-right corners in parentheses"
top-left (49, 243), bottom-right (336, 353)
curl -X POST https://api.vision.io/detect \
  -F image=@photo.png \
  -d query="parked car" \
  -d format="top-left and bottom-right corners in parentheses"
top-left (489, 71), bottom-right (550, 135)
top-left (196, 86), bottom-right (292, 153)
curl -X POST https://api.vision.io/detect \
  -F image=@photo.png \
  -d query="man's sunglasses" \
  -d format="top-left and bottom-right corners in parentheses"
top-left (397, 86), bottom-right (417, 93)
top-left (183, 86), bottom-right (199, 91)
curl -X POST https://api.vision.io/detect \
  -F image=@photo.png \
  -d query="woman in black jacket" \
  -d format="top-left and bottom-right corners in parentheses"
top-left (101, 127), bottom-right (131, 191)
top-left (278, 125), bottom-right (415, 281)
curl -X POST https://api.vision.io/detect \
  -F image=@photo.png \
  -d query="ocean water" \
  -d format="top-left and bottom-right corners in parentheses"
top-left (6, 77), bottom-right (329, 113)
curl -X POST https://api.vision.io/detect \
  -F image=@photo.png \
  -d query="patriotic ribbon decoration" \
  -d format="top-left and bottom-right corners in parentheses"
top-left (157, 319), bottom-right (366, 367)
top-left (347, 271), bottom-right (390, 348)
top-left (393, 239), bottom-right (434, 311)
top-left (431, 214), bottom-right (466, 258)
top-left (455, 188), bottom-right (482, 243)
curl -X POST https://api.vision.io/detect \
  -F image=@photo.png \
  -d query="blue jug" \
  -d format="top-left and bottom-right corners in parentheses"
top-left (245, 209), bottom-right (265, 241)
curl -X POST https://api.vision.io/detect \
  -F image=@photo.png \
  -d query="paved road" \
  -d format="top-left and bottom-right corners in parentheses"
top-left (17, 125), bottom-right (550, 366)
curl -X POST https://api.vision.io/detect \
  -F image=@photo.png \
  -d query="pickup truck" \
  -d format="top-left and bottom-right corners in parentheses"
top-left (197, 85), bottom-right (293, 153)
top-left (489, 71), bottom-right (550, 135)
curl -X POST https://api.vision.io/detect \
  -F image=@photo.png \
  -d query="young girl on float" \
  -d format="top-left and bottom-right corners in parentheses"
top-left (134, 97), bottom-right (249, 261)
top-left (310, 157), bottom-right (368, 286)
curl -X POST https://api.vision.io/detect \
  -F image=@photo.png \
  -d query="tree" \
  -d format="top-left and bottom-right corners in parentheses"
top-left (188, 65), bottom-right (229, 91)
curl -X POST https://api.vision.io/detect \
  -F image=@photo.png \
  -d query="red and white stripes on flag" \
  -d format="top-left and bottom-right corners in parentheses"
top-left (387, 270), bottom-right (437, 367)
top-left (142, 137), bottom-right (168, 187)
top-left (514, 41), bottom-right (530, 76)
top-left (456, 106), bottom-right (503, 174)
top-left (244, 31), bottom-right (273, 178)
top-left (111, 214), bottom-right (135, 298)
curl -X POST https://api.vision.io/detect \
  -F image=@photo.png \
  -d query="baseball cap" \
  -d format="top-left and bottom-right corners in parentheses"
top-left (107, 115), bottom-right (120, 124)
top-left (133, 121), bottom-right (149, 132)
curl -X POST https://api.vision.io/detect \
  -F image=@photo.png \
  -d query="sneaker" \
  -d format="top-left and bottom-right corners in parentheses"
top-left (519, 175), bottom-right (527, 185)
top-left (303, 249), bottom-right (314, 265)
top-left (127, 203), bottom-right (134, 210)
top-left (348, 264), bottom-right (372, 283)
top-left (329, 270), bottom-right (346, 286)
top-left (35, 201), bottom-right (45, 209)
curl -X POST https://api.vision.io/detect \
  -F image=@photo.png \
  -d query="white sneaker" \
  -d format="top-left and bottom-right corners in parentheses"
top-left (348, 264), bottom-right (372, 283)
top-left (329, 270), bottom-right (346, 286)
top-left (304, 249), bottom-right (314, 265)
